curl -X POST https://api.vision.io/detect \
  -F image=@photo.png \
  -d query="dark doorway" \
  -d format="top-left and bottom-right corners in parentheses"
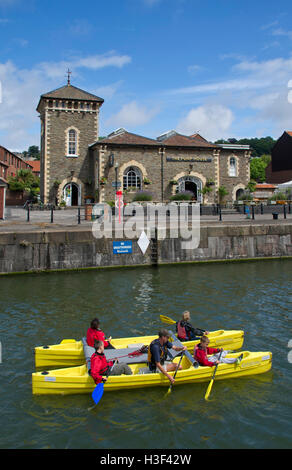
top-left (236, 188), bottom-right (244, 200)
top-left (71, 184), bottom-right (79, 206)
top-left (185, 181), bottom-right (197, 199)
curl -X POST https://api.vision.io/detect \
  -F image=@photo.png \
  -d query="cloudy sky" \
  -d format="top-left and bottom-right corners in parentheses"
top-left (1, 0), bottom-right (292, 151)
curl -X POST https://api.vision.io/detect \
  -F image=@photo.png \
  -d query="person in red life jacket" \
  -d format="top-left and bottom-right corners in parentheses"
top-left (148, 329), bottom-right (187, 384)
top-left (176, 311), bottom-right (209, 342)
top-left (90, 340), bottom-right (132, 384)
top-left (86, 318), bottom-right (114, 349)
top-left (194, 335), bottom-right (243, 367)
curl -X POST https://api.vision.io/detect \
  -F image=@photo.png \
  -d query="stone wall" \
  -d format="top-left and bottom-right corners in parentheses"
top-left (98, 146), bottom-right (249, 204)
top-left (0, 224), bottom-right (291, 274)
top-left (39, 107), bottom-right (99, 204)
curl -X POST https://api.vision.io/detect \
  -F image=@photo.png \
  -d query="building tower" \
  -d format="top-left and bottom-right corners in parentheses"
top-left (36, 77), bottom-right (104, 205)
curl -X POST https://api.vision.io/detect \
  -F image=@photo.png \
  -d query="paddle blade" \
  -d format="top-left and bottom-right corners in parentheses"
top-left (204, 379), bottom-right (214, 401)
top-left (92, 383), bottom-right (104, 405)
top-left (159, 315), bottom-right (176, 325)
top-left (164, 385), bottom-right (172, 399)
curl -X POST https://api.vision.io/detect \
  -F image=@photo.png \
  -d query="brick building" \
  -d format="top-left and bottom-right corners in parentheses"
top-left (0, 145), bottom-right (33, 180)
top-left (37, 80), bottom-right (250, 205)
top-left (266, 131), bottom-right (292, 184)
top-left (0, 178), bottom-right (7, 219)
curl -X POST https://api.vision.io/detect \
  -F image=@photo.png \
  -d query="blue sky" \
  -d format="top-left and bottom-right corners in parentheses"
top-left (1, 0), bottom-right (292, 150)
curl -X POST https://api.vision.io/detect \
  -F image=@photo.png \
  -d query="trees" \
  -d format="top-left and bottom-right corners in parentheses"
top-left (218, 186), bottom-right (229, 204)
top-left (250, 154), bottom-right (271, 182)
top-left (22, 145), bottom-right (40, 160)
top-left (200, 184), bottom-right (213, 205)
top-left (214, 137), bottom-right (276, 158)
top-left (8, 169), bottom-right (40, 198)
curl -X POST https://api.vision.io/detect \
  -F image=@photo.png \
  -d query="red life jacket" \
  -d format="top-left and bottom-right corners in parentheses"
top-left (177, 321), bottom-right (187, 340)
top-left (194, 344), bottom-right (220, 367)
top-left (90, 352), bottom-right (113, 384)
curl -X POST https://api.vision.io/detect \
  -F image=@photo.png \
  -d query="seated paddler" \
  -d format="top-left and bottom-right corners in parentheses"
top-left (148, 329), bottom-right (187, 384)
top-left (176, 310), bottom-right (209, 342)
top-left (90, 340), bottom-right (132, 385)
top-left (86, 318), bottom-right (114, 349)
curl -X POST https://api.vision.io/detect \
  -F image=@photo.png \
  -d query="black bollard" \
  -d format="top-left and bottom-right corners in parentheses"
top-left (289, 203), bottom-right (291, 215)
top-left (284, 204), bottom-right (287, 219)
top-left (50, 207), bottom-right (54, 223)
top-left (252, 205), bottom-right (255, 220)
top-left (219, 205), bottom-right (222, 221)
top-left (27, 205), bottom-right (30, 222)
top-left (78, 208), bottom-right (81, 224)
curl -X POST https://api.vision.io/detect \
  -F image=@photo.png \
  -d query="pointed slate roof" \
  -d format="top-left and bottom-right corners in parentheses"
top-left (40, 84), bottom-right (104, 102)
top-left (37, 83), bottom-right (104, 111)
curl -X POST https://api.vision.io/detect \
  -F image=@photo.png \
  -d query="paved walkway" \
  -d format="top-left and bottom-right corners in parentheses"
top-left (0, 206), bottom-right (291, 233)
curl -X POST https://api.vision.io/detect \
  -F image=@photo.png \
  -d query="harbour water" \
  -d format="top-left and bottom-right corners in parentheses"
top-left (0, 260), bottom-right (292, 449)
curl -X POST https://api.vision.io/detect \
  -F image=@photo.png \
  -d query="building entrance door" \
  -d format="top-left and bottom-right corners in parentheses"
top-left (63, 183), bottom-right (80, 206)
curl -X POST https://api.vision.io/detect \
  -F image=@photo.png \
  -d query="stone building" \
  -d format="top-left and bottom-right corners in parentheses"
top-left (90, 129), bottom-right (251, 204)
top-left (37, 80), bottom-right (250, 205)
top-left (37, 81), bottom-right (104, 205)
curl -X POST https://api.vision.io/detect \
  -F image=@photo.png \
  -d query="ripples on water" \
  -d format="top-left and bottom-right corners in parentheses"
top-left (0, 260), bottom-right (292, 449)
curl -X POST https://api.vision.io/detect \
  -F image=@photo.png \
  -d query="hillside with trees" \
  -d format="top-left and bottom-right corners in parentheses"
top-left (214, 137), bottom-right (276, 158)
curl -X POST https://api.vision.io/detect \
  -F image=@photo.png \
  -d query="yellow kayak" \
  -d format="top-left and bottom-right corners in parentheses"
top-left (34, 329), bottom-right (244, 369)
top-left (32, 350), bottom-right (272, 395)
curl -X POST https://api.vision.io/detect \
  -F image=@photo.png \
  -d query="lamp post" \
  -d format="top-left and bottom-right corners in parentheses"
top-left (115, 162), bottom-right (119, 192)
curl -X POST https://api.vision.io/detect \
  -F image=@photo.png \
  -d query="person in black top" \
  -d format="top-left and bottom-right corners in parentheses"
top-left (148, 329), bottom-right (187, 384)
top-left (176, 310), bottom-right (209, 341)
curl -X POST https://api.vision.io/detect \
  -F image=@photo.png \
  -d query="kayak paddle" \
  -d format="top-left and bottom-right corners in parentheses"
top-left (204, 349), bottom-right (223, 401)
top-left (159, 315), bottom-right (176, 325)
top-left (92, 360), bottom-right (117, 405)
top-left (164, 352), bottom-right (185, 398)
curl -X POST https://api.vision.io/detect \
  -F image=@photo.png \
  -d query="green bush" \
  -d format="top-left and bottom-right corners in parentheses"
top-left (170, 191), bottom-right (193, 201)
top-left (132, 191), bottom-right (153, 201)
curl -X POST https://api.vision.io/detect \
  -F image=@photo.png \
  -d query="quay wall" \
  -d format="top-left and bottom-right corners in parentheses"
top-left (0, 224), bottom-right (292, 274)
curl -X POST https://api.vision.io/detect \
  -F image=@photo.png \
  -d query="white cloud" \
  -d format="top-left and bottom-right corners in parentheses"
top-left (107, 101), bottom-right (160, 127)
top-left (272, 28), bottom-right (292, 40)
top-left (188, 64), bottom-right (204, 74)
top-left (93, 81), bottom-right (123, 100)
top-left (0, 53), bottom-right (131, 150)
top-left (177, 105), bottom-right (234, 141)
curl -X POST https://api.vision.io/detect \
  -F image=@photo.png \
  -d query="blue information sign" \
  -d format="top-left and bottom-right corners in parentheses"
top-left (113, 241), bottom-right (132, 254)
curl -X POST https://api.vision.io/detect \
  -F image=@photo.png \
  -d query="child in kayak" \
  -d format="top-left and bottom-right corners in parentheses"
top-left (86, 318), bottom-right (114, 349)
top-left (194, 335), bottom-right (243, 366)
top-left (90, 340), bottom-right (132, 384)
top-left (176, 311), bottom-right (209, 342)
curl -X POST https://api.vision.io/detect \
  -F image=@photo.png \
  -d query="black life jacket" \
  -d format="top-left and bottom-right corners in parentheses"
top-left (147, 339), bottom-right (168, 368)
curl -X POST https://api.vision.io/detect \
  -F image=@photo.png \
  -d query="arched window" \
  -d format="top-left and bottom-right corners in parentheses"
top-left (68, 129), bottom-right (77, 156)
top-left (229, 157), bottom-right (237, 177)
top-left (123, 167), bottom-right (142, 191)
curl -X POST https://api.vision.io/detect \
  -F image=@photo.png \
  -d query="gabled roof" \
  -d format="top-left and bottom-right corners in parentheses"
top-left (160, 131), bottom-right (217, 148)
top-left (91, 128), bottom-right (218, 149)
top-left (94, 128), bottom-right (160, 147)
